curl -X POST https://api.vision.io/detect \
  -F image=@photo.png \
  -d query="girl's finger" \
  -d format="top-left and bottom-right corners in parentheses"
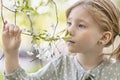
top-left (2, 23), bottom-right (9, 37)
top-left (4, 20), bottom-right (7, 25)
top-left (4, 23), bottom-right (9, 32)
top-left (14, 26), bottom-right (19, 36)
top-left (16, 29), bottom-right (22, 41)
top-left (8, 24), bottom-right (15, 36)
top-left (3, 20), bottom-right (8, 31)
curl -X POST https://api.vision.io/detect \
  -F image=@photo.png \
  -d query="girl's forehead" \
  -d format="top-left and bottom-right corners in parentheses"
top-left (68, 6), bottom-right (91, 18)
top-left (68, 6), bottom-right (94, 22)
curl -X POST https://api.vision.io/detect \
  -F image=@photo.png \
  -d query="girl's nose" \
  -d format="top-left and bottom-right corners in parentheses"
top-left (67, 26), bottom-right (75, 36)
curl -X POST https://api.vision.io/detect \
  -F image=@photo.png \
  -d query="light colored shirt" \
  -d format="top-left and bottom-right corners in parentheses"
top-left (4, 55), bottom-right (120, 80)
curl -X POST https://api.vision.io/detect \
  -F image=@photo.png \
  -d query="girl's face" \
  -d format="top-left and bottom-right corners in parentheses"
top-left (66, 6), bottom-right (103, 54)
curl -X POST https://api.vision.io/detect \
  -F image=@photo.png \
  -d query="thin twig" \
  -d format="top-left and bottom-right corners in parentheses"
top-left (0, 0), bottom-right (4, 60)
top-left (0, 54), bottom-right (4, 60)
top-left (53, 42), bottom-right (61, 54)
top-left (15, 10), bottom-right (17, 25)
top-left (27, 14), bottom-right (34, 35)
top-left (51, 0), bottom-right (59, 36)
top-left (1, 0), bottom-right (5, 24)
top-left (21, 32), bottom-right (33, 36)
top-left (14, 1), bottom-right (17, 25)
top-left (3, 5), bottom-right (15, 12)
top-left (30, 57), bottom-right (39, 62)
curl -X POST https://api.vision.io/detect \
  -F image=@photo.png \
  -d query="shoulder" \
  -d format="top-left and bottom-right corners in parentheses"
top-left (98, 60), bottom-right (120, 79)
top-left (106, 59), bottom-right (120, 67)
top-left (114, 60), bottom-right (120, 68)
top-left (103, 59), bottom-right (120, 73)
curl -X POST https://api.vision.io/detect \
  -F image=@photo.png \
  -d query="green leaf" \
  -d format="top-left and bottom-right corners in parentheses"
top-left (39, 1), bottom-right (44, 6)
top-left (17, 1), bottom-right (20, 5)
top-left (62, 36), bottom-right (72, 41)
top-left (31, 36), bottom-right (42, 44)
top-left (65, 30), bottom-right (69, 36)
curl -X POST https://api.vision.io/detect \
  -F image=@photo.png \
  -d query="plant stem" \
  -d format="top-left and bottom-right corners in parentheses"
top-left (27, 14), bottom-right (34, 35)
top-left (3, 5), bottom-right (15, 12)
top-left (1, 0), bottom-right (5, 24)
top-left (51, 0), bottom-right (58, 37)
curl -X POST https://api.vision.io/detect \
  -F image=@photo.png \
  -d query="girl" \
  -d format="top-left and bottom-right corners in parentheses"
top-left (2, 0), bottom-right (120, 80)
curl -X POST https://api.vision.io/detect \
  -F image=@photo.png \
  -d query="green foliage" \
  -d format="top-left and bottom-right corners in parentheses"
top-left (0, 73), bottom-right (3, 80)
top-left (16, 0), bottom-right (38, 15)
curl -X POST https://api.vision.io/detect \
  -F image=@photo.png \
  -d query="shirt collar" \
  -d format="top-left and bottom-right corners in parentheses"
top-left (73, 55), bottom-right (108, 79)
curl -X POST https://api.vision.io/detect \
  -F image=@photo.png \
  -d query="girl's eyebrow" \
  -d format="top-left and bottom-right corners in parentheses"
top-left (67, 17), bottom-right (87, 23)
top-left (77, 19), bottom-right (86, 23)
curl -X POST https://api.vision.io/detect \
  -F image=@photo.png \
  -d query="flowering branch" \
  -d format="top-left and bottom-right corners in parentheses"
top-left (0, 0), bottom-right (69, 61)
top-left (51, 0), bottom-right (59, 37)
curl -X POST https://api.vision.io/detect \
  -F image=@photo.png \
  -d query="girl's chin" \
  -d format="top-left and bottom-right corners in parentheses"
top-left (68, 49), bottom-right (78, 53)
top-left (68, 47), bottom-right (82, 54)
top-left (68, 52), bottom-right (77, 56)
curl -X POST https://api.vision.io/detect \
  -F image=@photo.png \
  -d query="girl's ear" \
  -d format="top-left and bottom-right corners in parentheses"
top-left (99, 31), bottom-right (112, 46)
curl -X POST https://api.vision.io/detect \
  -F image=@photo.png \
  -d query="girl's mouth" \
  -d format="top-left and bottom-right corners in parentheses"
top-left (66, 40), bottom-right (75, 44)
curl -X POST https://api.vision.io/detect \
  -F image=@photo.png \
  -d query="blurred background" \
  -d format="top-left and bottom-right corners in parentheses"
top-left (0, 0), bottom-right (120, 80)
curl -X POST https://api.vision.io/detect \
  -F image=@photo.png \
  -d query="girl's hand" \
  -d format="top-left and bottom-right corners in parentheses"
top-left (2, 21), bottom-right (22, 54)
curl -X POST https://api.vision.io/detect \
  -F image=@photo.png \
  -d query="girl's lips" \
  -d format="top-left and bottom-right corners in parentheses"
top-left (66, 40), bottom-right (75, 43)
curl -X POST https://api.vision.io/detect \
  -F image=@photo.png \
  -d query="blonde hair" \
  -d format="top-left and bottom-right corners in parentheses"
top-left (66, 0), bottom-right (120, 60)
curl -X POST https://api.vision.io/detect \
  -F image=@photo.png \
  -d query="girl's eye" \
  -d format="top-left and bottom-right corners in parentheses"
top-left (78, 24), bottom-right (86, 28)
top-left (67, 22), bottom-right (72, 26)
